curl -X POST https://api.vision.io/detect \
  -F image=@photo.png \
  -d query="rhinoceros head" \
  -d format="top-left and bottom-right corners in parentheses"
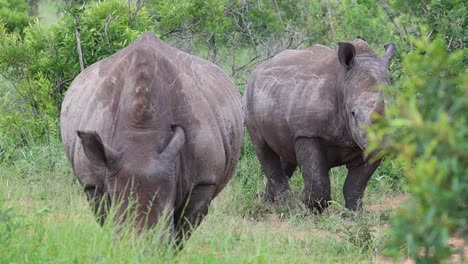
top-left (77, 126), bottom-right (185, 231)
top-left (336, 40), bottom-right (396, 150)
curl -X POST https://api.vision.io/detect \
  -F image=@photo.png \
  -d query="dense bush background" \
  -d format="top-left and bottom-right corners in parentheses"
top-left (0, 0), bottom-right (466, 263)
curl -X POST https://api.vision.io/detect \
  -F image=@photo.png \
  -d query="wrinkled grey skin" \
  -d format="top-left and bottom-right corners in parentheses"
top-left (60, 32), bottom-right (244, 244)
top-left (245, 38), bottom-right (396, 212)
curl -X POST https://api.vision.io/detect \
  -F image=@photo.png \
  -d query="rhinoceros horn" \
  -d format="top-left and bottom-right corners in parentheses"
top-left (159, 126), bottom-right (185, 161)
top-left (382, 43), bottom-right (396, 65)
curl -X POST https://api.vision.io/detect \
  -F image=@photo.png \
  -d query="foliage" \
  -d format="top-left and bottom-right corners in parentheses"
top-left (368, 37), bottom-right (467, 262)
top-left (383, 0), bottom-right (466, 50)
top-left (59, 0), bottom-right (152, 66)
top-left (149, 0), bottom-right (231, 38)
top-left (144, 0), bottom-right (405, 92)
top-left (0, 0), bottom-right (152, 162)
top-left (0, 0), bottom-right (32, 34)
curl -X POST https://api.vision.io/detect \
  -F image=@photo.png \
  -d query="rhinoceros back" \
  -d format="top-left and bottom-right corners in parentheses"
top-left (60, 32), bottom-right (243, 195)
top-left (244, 44), bottom-right (339, 163)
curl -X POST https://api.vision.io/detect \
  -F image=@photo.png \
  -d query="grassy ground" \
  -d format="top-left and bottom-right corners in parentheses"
top-left (0, 135), bottom-right (408, 263)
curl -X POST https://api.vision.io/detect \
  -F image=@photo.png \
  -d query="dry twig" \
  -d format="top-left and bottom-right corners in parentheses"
top-left (73, 18), bottom-right (84, 72)
top-left (104, 14), bottom-right (114, 51)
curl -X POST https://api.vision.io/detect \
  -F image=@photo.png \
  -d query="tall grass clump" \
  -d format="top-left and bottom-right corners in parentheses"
top-left (0, 145), bottom-right (177, 263)
top-left (0, 197), bottom-right (178, 263)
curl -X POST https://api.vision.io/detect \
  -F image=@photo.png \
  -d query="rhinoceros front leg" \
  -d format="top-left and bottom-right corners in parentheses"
top-left (173, 184), bottom-right (215, 248)
top-left (295, 137), bottom-right (331, 213)
top-left (84, 186), bottom-right (111, 226)
top-left (281, 158), bottom-right (297, 179)
top-left (343, 159), bottom-right (381, 211)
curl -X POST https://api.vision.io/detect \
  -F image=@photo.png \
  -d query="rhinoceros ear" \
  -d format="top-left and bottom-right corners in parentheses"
top-left (338, 42), bottom-right (356, 70)
top-left (159, 126), bottom-right (185, 161)
top-left (382, 43), bottom-right (396, 65)
top-left (77, 131), bottom-right (121, 168)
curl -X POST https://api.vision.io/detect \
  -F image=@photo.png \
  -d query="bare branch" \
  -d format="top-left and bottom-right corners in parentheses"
top-left (324, 0), bottom-right (335, 37)
top-left (50, 78), bottom-right (73, 95)
top-left (271, 0), bottom-right (284, 25)
top-left (285, 26), bottom-right (295, 49)
top-left (73, 18), bottom-right (84, 72)
top-left (128, 0), bottom-right (144, 26)
top-left (206, 32), bottom-right (217, 63)
top-left (104, 14), bottom-right (114, 51)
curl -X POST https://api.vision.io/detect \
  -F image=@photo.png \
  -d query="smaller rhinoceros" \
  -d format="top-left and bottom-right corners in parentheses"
top-left (60, 32), bottom-right (244, 244)
top-left (245, 37), bottom-right (396, 212)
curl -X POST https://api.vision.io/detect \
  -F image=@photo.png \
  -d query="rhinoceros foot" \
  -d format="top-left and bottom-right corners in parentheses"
top-left (262, 181), bottom-right (292, 205)
top-left (301, 189), bottom-right (331, 214)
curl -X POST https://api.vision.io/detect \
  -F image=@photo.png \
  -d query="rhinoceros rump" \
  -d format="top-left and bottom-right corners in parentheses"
top-left (60, 32), bottom-right (244, 244)
top-left (245, 38), bottom-right (396, 212)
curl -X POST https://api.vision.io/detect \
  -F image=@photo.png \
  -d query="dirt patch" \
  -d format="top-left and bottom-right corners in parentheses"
top-left (379, 256), bottom-right (414, 264)
top-left (449, 237), bottom-right (468, 263)
top-left (262, 214), bottom-right (293, 233)
top-left (4, 199), bottom-right (37, 207)
top-left (379, 238), bottom-right (467, 263)
top-left (366, 193), bottom-right (409, 213)
top-left (3, 199), bottom-right (40, 214)
top-left (370, 194), bottom-right (466, 263)
top-left (243, 213), bottom-right (335, 241)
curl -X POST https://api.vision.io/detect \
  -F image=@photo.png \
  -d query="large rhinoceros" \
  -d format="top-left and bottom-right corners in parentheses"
top-left (245, 37), bottom-right (396, 212)
top-left (60, 32), bottom-right (244, 244)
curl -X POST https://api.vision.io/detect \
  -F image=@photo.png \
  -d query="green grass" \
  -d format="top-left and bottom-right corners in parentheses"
top-left (0, 135), bottom-right (407, 263)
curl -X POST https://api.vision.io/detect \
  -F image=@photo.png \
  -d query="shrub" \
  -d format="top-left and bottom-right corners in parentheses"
top-left (0, 0), bottom-right (31, 34)
top-left (383, 0), bottom-right (466, 51)
top-left (0, 0), bottom-right (153, 162)
top-left (368, 36), bottom-right (467, 262)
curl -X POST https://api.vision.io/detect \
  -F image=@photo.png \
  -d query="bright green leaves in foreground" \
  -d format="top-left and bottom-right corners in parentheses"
top-left (369, 37), bottom-right (467, 262)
